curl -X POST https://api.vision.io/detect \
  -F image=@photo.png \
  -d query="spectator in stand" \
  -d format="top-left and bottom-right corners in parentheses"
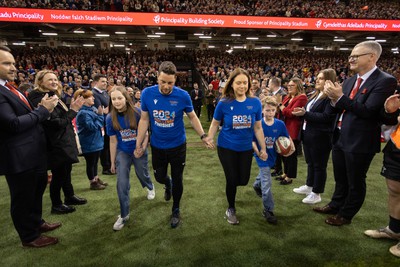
top-left (251, 79), bottom-right (262, 98)
top-left (74, 89), bottom-right (107, 190)
top-left (190, 82), bottom-right (203, 118)
top-left (62, 86), bottom-right (74, 109)
top-left (28, 70), bottom-right (87, 214)
top-left (91, 74), bottom-right (112, 177)
top-left (276, 77), bottom-right (308, 185)
top-left (211, 74), bottom-right (220, 91)
top-left (291, 69), bottom-right (337, 204)
top-left (205, 83), bottom-right (216, 122)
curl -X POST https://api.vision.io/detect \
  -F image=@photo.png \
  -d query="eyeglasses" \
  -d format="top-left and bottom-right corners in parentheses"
top-left (348, 53), bottom-right (372, 61)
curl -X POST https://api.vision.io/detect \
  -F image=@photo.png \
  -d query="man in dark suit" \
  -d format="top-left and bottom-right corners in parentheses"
top-left (91, 74), bottom-right (112, 178)
top-left (0, 46), bottom-right (61, 247)
top-left (314, 41), bottom-right (397, 226)
top-left (190, 82), bottom-right (203, 118)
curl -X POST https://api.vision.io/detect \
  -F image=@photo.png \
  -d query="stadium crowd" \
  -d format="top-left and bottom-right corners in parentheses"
top-left (2, 0), bottom-right (399, 20)
top-left (9, 47), bottom-right (399, 96)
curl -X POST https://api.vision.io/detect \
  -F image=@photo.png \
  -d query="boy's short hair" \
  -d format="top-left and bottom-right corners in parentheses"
top-left (263, 96), bottom-right (278, 108)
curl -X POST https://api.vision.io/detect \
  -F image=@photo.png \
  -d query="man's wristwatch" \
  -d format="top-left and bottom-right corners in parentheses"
top-left (200, 133), bottom-right (208, 140)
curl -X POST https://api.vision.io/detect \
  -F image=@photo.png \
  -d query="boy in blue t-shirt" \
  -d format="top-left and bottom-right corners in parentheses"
top-left (253, 96), bottom-right (289, 225)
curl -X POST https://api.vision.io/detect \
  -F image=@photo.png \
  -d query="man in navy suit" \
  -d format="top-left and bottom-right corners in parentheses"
top-left (314, 41), bottom-right (397, 226)
top-left (0, 46), bottom-right (61, 247)
top-left (190, 82), bottom-right (203, 118)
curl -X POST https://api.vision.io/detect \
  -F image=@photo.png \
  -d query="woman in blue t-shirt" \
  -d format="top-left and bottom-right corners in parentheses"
top-left (206, 68), bottom-right (267, 225)
top-left (106, 86), bottom-right (155, 231)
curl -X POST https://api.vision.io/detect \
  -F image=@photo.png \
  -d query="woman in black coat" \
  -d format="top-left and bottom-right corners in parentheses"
top-left (28, 70), bottom-right (87, 214)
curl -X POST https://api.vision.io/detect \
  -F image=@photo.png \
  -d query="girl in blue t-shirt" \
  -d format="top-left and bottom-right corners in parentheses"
top-left (106, 86), bottom-right (155, 231)
top-left (206, 68), bottom-right (267, 225)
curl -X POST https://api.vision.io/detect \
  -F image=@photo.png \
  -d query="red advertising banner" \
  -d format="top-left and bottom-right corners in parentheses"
top-left (0, 8), bottom-right (399, 31)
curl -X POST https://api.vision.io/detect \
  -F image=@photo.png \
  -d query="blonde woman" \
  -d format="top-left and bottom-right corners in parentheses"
top-left (28, 70), bottom-right (86, 214)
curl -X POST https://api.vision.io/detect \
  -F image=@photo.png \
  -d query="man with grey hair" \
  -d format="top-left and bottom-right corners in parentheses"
top-left (314, 41), bottom-right (397, 226)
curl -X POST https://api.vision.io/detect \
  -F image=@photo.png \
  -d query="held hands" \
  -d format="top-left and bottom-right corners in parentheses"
top-left (384, 94), bottom-right (400, 113)
top-left (134, 146), bottom-right (144, 158)
top-left (70, 96), bottom-right (85, 112)
top-left (202, 136), bottom-right (215, 149)
top-left (324, 80), bottom-right (343, 101)
top-left (40, 93), bottom-right (59, 113)
top-left (292, 107), bottom-right (306, 116)
top-left (258, 149), bottom-right (268, 161)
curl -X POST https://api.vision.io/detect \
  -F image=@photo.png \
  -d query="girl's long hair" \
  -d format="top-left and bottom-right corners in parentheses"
top-left (109, 86), bottom-right (140, 130)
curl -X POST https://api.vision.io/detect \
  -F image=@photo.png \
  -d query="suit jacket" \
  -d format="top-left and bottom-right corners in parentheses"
top-left (190, 89), bottom-right (203, 107)
top-left (303, 97), bottom-right (336, 134)
top-left (281, 94), bottom-right (308, 140)
top-left (0, 84), bottom-right (50, 175)
top-left (334, 68), bottom-right (397, 153)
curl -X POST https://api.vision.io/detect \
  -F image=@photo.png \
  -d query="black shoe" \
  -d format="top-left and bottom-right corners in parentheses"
top-left (253, 185), bottom-right (262, 198)
top-left (65, 195), bottom-right (87, 205)
top-left (170, 209), bottom-right (181, 228)
top-left (51, 204), bottom-right (76, 214)
top-left (102, 169), bottom-right (113, 175)
top-left (262, 210), bottom-right (278, 225)
top-left (164, 177), bottom-right (172, 201)
top-left (280, 179), bottom-right (293, 185)
top-left (271, 170), bottom-right (283, 177)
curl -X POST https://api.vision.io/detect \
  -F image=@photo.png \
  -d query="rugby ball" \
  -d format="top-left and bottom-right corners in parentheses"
top-left (274, 136), bottom-right (295, 157)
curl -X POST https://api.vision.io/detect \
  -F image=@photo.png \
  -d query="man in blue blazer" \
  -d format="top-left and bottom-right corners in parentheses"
top-left (0, 46), bottom-right (61, 247)
top-left (314, 41), bottom-right (397, 226)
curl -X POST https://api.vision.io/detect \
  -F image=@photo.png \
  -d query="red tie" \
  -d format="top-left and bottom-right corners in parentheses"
top-left (349, 77), bottom-right (363, 99)
top-left (337, 77), bottom-right (363, 128)
top-left (5, 82), bottom-right (32, 110)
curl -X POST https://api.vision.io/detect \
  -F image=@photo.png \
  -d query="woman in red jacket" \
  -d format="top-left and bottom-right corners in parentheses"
top-left (277, 77), bottom-right (308, 185)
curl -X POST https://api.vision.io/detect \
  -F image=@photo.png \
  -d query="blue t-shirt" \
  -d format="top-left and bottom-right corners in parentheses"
top-left (254, 118), bottom-right (289, 168)
top-left (105, 109), bottom-right (141, 155)
top-left (214, 97), bottom-right (262, 151)
top-left (141, 85), bottom-right (193, 149)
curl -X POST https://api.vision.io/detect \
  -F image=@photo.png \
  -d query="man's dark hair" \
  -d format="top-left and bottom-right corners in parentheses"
top-left (93, 74), bottom-right (106, 82)
top-left (159, 61), bottom-right (177, 75)
top-left (0, 45), bottom-right (11, 53)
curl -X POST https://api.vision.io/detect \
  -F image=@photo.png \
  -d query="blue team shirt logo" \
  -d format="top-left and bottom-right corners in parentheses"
top-left (232, 115), bottom-right (252, 129)
top-left (120, 129), bottom-right (137, 142)
top-left (153, 110), bottom-right (176, 128)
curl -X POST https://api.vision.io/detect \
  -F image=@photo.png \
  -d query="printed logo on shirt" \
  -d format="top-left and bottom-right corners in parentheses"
top-left (153, 110), bottom-right (176, 128)
top-left (120, 129), bottom-right (137, 142)
top-left (230, 106), bottom-right (234, 110)
top-left (232, 114), bottom-right (252, 129)
top-left (169, 100), bottom-right (178, 106)
top-left (265, 136), bottom-right (275, 149)
top-left (154, 99), bottom-right (158, 105)
top-left (246, 105), bottom-right (253, 110)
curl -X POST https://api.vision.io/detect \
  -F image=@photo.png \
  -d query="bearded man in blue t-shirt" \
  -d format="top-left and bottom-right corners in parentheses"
top-left (135, 61), bottom-right (210, 228)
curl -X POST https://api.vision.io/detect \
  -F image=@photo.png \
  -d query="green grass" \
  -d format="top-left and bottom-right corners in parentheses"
top-left (1, 110), bottom-right (399, 266)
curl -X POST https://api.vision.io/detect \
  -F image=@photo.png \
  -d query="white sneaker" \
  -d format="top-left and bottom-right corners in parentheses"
top-left (147, 185), bottom-right (155, 200)
top-left (293, 185), bottom-right (312, 195)
top-left (113, 215), bottom-right (129, 231)
top-left (302, 192), bottom-right (322, 204)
